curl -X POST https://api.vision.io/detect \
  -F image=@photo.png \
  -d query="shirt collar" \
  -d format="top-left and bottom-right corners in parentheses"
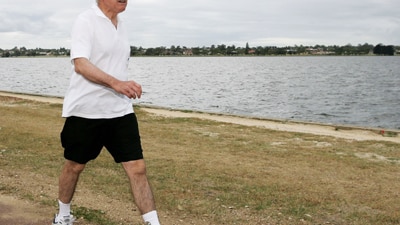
top-left (92, 4), bottom-right (107, 19)
top-left (91, 4), bottom-right (123, 22)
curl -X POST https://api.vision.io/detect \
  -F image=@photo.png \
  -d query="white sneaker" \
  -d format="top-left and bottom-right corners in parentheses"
top-left (52, 214), bottom-right (75, 225)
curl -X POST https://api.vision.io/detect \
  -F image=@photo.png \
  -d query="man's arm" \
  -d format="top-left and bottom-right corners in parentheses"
top-left (73, 57), bottom-right (142, 99)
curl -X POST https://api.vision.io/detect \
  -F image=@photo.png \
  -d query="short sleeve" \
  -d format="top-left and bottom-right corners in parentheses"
top-left (70, 14), bottom-right (93, 61)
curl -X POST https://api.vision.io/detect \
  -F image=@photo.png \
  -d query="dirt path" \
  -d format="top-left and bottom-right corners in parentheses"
top-left (0, 195), bottom-right (50, 225)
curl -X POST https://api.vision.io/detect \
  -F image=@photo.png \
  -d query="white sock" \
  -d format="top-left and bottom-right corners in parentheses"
top-left (142, 210), bottom-right (160, 225)
top-left (57, 199), bottom-right (71, 218)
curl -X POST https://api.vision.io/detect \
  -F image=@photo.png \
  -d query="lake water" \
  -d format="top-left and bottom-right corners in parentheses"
top-left (0, 56), bottom-right (399, 130)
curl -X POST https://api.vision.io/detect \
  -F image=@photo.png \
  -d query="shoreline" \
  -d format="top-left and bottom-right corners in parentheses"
top-left (1, 90), bottom-right (399, 143)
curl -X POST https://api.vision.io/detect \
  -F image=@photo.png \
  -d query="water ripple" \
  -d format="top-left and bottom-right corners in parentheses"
top-left (1, 56), bottom-right (399, 129)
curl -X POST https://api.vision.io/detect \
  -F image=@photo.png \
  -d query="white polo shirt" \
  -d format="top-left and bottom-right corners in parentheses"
top-left (62, 4), bottom-right (133, 119)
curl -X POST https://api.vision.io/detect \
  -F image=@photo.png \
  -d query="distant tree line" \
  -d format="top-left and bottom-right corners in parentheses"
top-left (0, 47), bottom-right (70, 57)
top-left (1, 43), bottom-right (398, 57)
top-left (131, 43), bottom-right (398, 56)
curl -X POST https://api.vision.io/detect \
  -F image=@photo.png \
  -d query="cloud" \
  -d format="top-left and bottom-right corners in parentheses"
top-left (0, 0), bottom-right (399, 49)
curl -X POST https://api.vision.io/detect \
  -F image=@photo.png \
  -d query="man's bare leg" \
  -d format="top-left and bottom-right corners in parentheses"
top-left (122, 159), bottom-right (160, 224)
top-left (54, 160), bottom-right (85, 222)
top-left (58, 160), bottom-right (85, 204)
top-left (122, 159), bottom-right (156, 213)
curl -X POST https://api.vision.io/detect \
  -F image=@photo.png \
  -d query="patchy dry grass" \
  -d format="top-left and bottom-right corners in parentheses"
top-left (1, 96), bottom-right (400, 225)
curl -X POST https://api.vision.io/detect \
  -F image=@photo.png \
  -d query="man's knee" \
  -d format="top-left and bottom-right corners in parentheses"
top-left (122, 159), bottom-right (147, 177)
top-left (63, 160), bottom-right (86, 174)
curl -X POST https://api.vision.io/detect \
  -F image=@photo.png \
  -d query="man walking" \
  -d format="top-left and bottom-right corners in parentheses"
top-left (53, 1), bottom-right (161, 224)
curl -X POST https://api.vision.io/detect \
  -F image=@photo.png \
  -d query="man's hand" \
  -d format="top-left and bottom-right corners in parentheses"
top-left (111, 80), bottom-right (142, 99)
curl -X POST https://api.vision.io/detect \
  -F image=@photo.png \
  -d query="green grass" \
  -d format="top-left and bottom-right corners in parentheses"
top-left (74, 206), bottom-right (118, 225)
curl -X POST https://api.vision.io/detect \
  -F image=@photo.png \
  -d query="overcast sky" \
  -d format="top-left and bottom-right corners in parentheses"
top-left (1, 0), bottom-right (399, 49)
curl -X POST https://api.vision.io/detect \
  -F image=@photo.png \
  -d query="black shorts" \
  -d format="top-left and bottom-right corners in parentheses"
top-left (60, 113), bottom-right (143, 164)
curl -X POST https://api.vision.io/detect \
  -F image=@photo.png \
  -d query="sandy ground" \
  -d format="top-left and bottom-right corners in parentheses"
top-left (0, 195), bottom-right (50, 225)
top-left (1, 91), bottom-right (398, 144)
